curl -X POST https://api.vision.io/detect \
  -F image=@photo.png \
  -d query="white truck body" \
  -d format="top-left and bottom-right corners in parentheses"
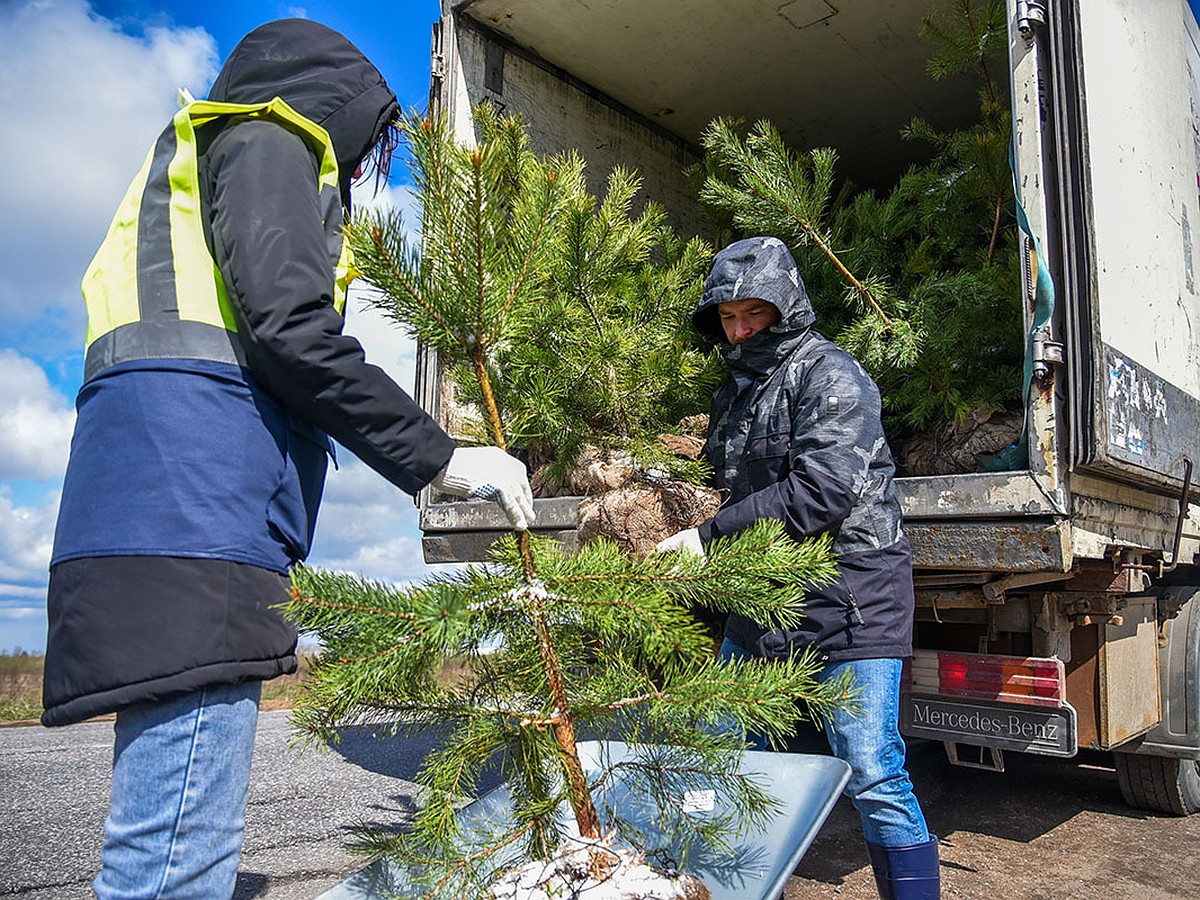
top-left (416, 0), bottom-right (1200, 813)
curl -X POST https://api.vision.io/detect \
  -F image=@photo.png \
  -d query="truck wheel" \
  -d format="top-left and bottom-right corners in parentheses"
top-left (1113, 751), bottom-right (1200, 815)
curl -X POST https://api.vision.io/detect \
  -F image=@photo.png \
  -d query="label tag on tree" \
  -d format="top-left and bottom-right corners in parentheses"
top-left (681, 788), bottom-right (716, 813)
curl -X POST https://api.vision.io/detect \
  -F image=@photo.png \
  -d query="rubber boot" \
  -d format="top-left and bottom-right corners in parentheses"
top-left (866, 836), bottom-right (940, 900)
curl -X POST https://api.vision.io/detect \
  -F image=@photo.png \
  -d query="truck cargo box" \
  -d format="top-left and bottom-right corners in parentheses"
top-left (420, 0), bottom-right (1200, 572)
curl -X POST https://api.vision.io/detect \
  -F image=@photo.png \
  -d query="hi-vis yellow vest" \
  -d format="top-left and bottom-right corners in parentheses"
top-left (81, 97), bottom-right (355, 382)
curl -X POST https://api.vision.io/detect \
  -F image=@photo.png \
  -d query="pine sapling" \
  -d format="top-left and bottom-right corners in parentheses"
top-left (286, 105), bottom-right (854, 898)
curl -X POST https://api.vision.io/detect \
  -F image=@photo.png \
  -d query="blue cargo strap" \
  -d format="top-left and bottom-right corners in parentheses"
top-left (981, 143), bottom-right (1057, 471)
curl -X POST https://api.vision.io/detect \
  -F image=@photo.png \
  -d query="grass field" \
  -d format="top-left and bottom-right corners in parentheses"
top-left (0, 651), bottom-right (44, 722)
top-left (0, 651), bottom-right (317, 723)
top-left (0, 650), bottom-right (480, 724)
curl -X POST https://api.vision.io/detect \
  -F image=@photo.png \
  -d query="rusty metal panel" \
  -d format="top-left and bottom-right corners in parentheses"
top-left (424, 529), bottom-right (579, 563)
top-left (906, 520), bottom-right (1072, 574)
top-left (422, 503), bottom-right (1077, 569)
top-left (421, 498), bottom-right (584, 563)
top-left (1067, 624), bottom-right (1101, 750)
top-left (1076, 4), bottom-right (1200, 403)
top-left (421, 497), bottom-right (582, 532)
top-left (1068, 470), bottom-right (1200, 561)
top-left (1089, 347), bottom-right (1200, 496)
top-left (896, 471), bottom-right (1066, 519)
top-left (1062, 0), bottom-right (1200, 494)
top-left (1098, 596), bottom-right (1161, 748)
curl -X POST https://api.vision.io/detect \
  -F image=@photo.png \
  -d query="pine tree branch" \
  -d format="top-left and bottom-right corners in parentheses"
top-left (415, 821), bottom-right (537, 900)
top-left (470, 149), bottom-right (488, 352)
top-left (415, 117), bottom-right (473, 304)
top-left (471, 354), bottom-right (508, 450)
top-left (500, 168), bottom-right (560, 326)
top-left (537, 591), bottom-right (705, 661)
top-left (286, 586), bottom-right (420, 621)
top-left (988, 192), bottom-right (1002, 265)
top-left (529, 593), bottom-right (600, 838)
top-left (800, 222), bottom-right (894, 324)
top-left (351, 215), bottom-right (463, 353)
top-left (348, 697), bottom-right (570, 732)
top-left (461, 343), bottom-right (597, 838)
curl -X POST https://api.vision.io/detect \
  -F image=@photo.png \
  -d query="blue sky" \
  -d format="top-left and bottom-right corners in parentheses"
top-left (0, 0), bottom-right (443, 653)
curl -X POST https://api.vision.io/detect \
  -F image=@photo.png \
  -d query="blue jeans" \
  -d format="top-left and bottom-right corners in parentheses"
top-left (718, 639), bottom-right (929, 848)
top-left (94, 681), bottom-right (262, 899)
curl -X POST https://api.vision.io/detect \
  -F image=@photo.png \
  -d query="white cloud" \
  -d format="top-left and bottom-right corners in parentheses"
top-left (0, 351), bottom-right (76, 480)
top-left (308, 455), bottom-right (440, 583)
top-left (0, 6), bottom-right (444, 648)
top-left (346, 182), bottom-right (424, 391)
top-left (0, 478), bottom-right (60, 654)
top-left (0, 485), bottom-right (60, 589)
top-left (354, 180), bottom-right (421, 219)
top-left (345, 284), bottom-right (420, 393)
top-left (0, 586), bottom-right (51, 601)
top-left (0, 0), bottom-right (219, 355)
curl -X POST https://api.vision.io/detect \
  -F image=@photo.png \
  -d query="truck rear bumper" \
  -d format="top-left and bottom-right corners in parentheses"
top-left (901, 649), bottom-right (1078, 757)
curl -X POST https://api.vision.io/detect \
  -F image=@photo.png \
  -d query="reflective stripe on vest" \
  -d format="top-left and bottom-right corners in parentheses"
top-left (81, 97), bottom-right (354, 382)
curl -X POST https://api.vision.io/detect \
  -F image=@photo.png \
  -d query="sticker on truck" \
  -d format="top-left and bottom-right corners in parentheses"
top-left (901, 693), bottom-right (1078, 757)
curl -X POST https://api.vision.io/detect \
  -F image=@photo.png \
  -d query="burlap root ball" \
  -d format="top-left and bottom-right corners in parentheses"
top-left (577, 479), bottom-right (720, 557)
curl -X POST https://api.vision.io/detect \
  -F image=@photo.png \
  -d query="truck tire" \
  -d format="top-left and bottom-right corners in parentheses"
top-left (1113, 751), bottom-right (1200, 815)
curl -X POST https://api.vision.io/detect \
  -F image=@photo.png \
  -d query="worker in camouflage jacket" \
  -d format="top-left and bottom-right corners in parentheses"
top-left (658, 236), bottom-right (940, 899)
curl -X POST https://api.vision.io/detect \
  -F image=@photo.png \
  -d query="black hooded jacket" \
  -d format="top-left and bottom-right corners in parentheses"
top-left (42, 20), bottom-right (455, 727)
top-left (201, 19), bottom-right (455, 490)
top-left (694, 237), bottom-right (915, 662)
top-left (207, 18), bottom-right (397, 210)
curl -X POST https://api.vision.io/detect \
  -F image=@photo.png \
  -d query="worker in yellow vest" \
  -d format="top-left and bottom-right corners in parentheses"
top-left (42, 19), bottom-right (534, 899)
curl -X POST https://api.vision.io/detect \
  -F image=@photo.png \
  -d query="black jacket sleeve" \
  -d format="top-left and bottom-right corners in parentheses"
top-left (202, 119), bottom-right (455, 495)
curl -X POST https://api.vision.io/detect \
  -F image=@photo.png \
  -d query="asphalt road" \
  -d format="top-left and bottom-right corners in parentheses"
top-left (4, 712), bottom-right (1200, 899)
top-left (0, 710), bottom-right (450, 899)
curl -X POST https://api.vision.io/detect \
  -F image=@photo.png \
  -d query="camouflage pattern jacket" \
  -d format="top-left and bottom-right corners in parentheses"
top-left (693, 237), bottom-right (915, 661)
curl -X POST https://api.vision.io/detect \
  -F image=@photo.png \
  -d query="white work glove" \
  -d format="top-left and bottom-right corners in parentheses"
top-left (432, 446), bottom-right (536, 531)
top-left (655, 528), bottom-right (705, 559)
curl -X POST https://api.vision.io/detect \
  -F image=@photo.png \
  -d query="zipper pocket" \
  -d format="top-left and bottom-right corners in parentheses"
top-left (846, 588), bottom-right (865, 626)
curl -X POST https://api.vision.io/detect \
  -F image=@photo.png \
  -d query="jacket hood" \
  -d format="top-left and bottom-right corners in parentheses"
top-left (693, 236), bottom-right (815, 345)
top-left (207, 18), bottom-right (399, 208)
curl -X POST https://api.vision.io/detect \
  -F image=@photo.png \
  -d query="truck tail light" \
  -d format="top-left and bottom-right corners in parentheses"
top-left (906, 649), bottom-right (1066, 708)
